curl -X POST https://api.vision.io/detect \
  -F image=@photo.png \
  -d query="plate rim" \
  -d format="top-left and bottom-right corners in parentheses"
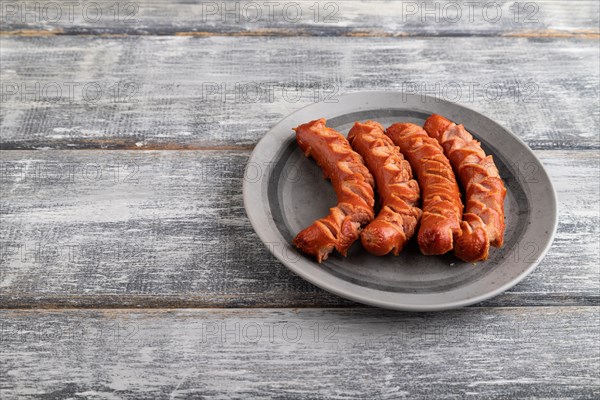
top-left (243, 91), bottom-right (558, 311)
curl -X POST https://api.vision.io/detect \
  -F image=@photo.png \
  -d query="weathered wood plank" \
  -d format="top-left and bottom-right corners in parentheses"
top-left (1, 307), bottom-right (598, 399)
top-left (0, 149), bottom-right (597, 308)
top-left (1, 0), bottom-right (598, 37)
top-left (0, 36), bottom-right (598, 150)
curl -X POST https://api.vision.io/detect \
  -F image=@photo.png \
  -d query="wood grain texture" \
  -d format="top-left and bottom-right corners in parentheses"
top-left (1, 0), bottom-right (598, 37)
top-left (1, 3), bottom-right (597, 397)
top-left (1, 149), bottom-right (598, 308)
top-left (1, 36), bottom-right (598, 150)
top-left (1, 307), bottom-right (599, 399)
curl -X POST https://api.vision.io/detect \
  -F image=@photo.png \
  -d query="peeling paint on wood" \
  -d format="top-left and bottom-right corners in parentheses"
top-left (0, 307), bottom-right (598, 398)
top-left (0, 150), bottom-right (597, 308)
top-left (1, 2), bottom-right (599, 396)
top-left (1, 0), bottom-right (598, 37)
top-left (0, 36), bottom-right (598, 150)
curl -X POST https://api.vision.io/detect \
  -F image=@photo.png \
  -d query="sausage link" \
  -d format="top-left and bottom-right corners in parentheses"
top-left (347, 121), bottom-right (422, 256)
top-left (386, 123), bottom-right (463, 255)
top-left (293, 118), bottom-right (375, 262)
top-left (424, 114), bottom-right (506, 262)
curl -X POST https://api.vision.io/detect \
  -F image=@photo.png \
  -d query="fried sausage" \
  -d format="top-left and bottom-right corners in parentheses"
top-left (386, 123), bottom-right (463, 255)
top-left (347, 121), bottom-right (422, 256)
top-left (292, 118), bottom-right (375, 262)
top-left (423, 114), bottom-right (506, 262)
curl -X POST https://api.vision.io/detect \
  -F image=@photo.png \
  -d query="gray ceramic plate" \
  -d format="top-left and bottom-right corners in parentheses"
top-left (243, 92), bottom-right (557, 311)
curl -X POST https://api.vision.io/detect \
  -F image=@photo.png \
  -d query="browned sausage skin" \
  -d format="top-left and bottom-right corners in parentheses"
top-left (347, 121), bottom-right (422, 256)
top-left (424, 114), bottom-right (507, 262)
top-left (386, 123), bottom-right (463, 255)
top-left (292, 119), bottom-right (375, 262)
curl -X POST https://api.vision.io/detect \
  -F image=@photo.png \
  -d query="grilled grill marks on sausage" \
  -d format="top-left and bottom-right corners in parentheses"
top-left (424, 114), bottom-right (507, 262)
top-left (348, 121), bottom-right (422, 256)
top-left (292, 118), bottom-right (375, 262)
top-left (386, 123), bottom-right (463, 255)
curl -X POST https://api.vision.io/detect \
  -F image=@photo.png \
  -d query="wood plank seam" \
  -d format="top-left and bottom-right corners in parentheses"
top-left (1, 29), bottom-right (599, 38)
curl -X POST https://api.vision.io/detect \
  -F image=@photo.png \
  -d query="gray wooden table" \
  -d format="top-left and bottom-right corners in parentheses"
top-left (1, 1), bottom-right (599, 398)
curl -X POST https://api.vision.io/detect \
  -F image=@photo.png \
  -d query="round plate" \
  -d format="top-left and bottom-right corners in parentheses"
top-left (243, 92), bottom-right (558, 311)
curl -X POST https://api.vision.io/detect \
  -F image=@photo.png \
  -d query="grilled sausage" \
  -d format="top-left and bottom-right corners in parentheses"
top-left (347, 121), bottom-right (422, 256)
top-left (424, 114), bottom-right (506, 262)
top-left (386, 123), bottom-right (463, 255)
top-left (292, 118), bottom-right (375, 262)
